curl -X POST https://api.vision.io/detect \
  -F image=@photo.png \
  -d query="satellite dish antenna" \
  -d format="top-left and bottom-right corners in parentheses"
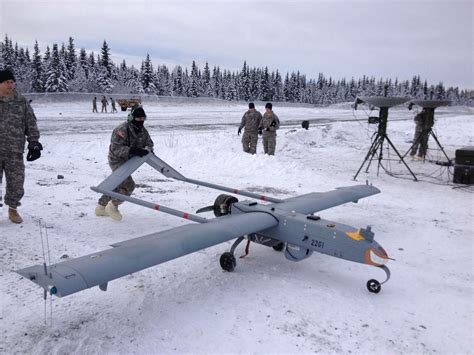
top-left (357, 96), bottom-right (410, 108)
top-left (353, 96), bottom-right (417, 181)
top-left (409, 100), bottom-right (450, 109)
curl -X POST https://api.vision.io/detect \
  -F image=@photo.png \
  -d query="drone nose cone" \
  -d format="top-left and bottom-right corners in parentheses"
top-left (364, 245), bottom-right (389, 266)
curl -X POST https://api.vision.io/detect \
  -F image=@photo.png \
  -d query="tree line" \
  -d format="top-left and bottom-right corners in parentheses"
top-left (1, 35), bottom-right (472, 105)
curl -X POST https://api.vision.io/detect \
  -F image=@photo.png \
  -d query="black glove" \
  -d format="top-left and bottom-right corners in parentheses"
top-left (129, 147), bottom-right (149, 157)
top-left (258, 128), bottom-right (263, 135)
top-left (265, 128), bottom-right (270, 131)
top-left (238, 128), bottom-right (242, 136)
top-left (26, 141), bottom-right (43, 162)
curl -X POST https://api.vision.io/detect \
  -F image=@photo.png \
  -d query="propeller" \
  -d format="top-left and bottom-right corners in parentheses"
top-left (196, 194), bottom-right (238, 217)
top-left (196, 205), bottom-right (214, 214)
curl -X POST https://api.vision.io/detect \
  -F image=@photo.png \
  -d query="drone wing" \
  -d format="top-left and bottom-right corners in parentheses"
top-left (274, 185), bottom-right (380, 215)
top-left (16, 212), bottom-right (278, 298)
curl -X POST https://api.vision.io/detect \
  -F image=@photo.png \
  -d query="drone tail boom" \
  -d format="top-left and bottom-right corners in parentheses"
top-left (92, 154), bottom-right (283, 208)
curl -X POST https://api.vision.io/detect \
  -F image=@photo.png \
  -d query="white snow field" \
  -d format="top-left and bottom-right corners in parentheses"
top-left (1, 96), bottom-right (473, 354)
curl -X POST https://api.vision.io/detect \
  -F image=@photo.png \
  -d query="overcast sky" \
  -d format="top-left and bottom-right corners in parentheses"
top-left (2, 0), bottom-right (473, 88)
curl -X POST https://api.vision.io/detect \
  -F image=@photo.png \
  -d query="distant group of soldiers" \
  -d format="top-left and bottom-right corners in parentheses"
top-left (238, 102), bottom-right (280, 155)
top-left (93, 96), bottom-right (117, 113)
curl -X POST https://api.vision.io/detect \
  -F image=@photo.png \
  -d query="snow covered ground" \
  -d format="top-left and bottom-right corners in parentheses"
top-left (1, 97), bottom-right (473, 354)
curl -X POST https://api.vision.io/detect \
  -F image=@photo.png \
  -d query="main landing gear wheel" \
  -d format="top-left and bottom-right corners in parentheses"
top-left (220, 252), bottom-right (236, 272)
top-left (366, 279), bottom-right (381, 293)
top-left (272, 242), bottom-right (285, 252)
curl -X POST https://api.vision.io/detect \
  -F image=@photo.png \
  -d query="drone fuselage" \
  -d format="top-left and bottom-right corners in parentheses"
top-left (231, 201), bottom-right (388, 267)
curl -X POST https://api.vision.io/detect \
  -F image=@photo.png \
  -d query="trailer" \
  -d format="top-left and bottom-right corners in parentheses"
top-left (116, 98), bottom-right (142, 111)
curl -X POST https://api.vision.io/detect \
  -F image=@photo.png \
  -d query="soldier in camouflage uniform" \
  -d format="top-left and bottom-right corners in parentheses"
top-left (92, 97), bottom-right (98, 113)
top-left (238, 102), bottom-right (262, 154)
top-left (101, 96), bottom-right (108, 113)
top-left (409, 108), bottom-right (429, 160)
top-left (95, 106), bottom-right (154, 221)
top-left (0, 69), bottom-right (42, 224)
top-left (110, 97), bottom-right (117, 113)
top-left (259, 102), bottom-right (280, 155)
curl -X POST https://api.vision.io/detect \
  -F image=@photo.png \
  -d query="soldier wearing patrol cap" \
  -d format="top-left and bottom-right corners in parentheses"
top-left (95, 106), bottom-right (154, 221)
top-left (0, 69), bottom-right (42, 224)
top-left (238, 102), bottom-right (262, 154)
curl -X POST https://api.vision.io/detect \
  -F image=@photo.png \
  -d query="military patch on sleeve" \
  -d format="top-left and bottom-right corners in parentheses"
top-left (116, 130), bottom-right (125, 139)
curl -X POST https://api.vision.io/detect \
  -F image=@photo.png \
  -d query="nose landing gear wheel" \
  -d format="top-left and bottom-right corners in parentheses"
top-left (220, 252), bottom-right (236, 272)
top-left (367, 279), bottom-right (381, 293)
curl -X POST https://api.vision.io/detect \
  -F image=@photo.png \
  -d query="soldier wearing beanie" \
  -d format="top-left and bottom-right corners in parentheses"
top-left (95, 106), bottom-right (154, 221)
top-left (0, 69), bottom-right (43, 224)
top-left (259, 102), bottom-right (280, 155)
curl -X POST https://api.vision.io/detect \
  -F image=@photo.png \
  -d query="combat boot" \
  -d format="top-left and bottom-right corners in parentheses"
top-left (105, 201), bottom-right (122, 221)
top-left (8, 208), bottom-right (23, 224)
top-left (95, 204), bottom-right (108, 216)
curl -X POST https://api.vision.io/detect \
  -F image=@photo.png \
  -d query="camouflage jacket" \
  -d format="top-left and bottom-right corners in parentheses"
top-left (414, 111), bottom-right (427, 130)
top-left (239, 110), bottom-right (262, 134)
top-left (259, 112), bottom-right (280, 137)
top-left (0, 92), bottom-right (40, 155)
top-left (108, 121), bottom-right (154, 165)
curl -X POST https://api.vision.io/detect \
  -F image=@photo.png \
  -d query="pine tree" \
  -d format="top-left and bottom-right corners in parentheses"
top-left (283, 73), bottom-right (290, 102)
top-left (249, 68), bottom-right (260, 100)
top-left (189, 60), bottom-right (200, 97)
top-left (88, 51), bottom-right (95, 67)
top-left (155, 65), bottom-right (171, 96)
top-left (201, 62), bottom-right (212, 97)
top-left (124, 66), bottom-right (144, 94)
top-left (183, 68), bottom-right (190, 97)
top-left (15, 46), bottom-right (30, 87)
top-left (261, 66), bottom-right (272, 101)
top-left (78, 48), bottom-right (89, 78)
top-left (435, 82), bottom-right (446, 99)
top-left (140, 54), bottom-right (156, 94)
top-left (172, 65), bottom-right (184, 96)
top-left (100, 40), bottom-right (113, 77)
top-left (31, 41), bottom-right (44, 92)
top-left (211, 66), bottom-right (221, 98)
top-left (65, 37), bottom-right (77, 80)
top-left (41, 47), bottom-right (50, 64)
top-left (95, 66), bottom-right (112, 92)
top-left (1, 35), bottom-right (15, 70)
top-left (273, 70), bottom-right (283, 101)
top-left (239, 61), bottom-right (251, 101)
top-left (44, 43), bottom-right (68, 92)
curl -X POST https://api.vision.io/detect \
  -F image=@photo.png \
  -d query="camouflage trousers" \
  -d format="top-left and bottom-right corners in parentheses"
top-left (242, 132), bottom-right (258, 154)
top-left (410, 128), bottom-right (429, 157)
top-left (98, 161), bottom-right (135, 206)
top-left (0, 153), bottom-right (25, 208)
top-left (262, 135), bottom-right (277, 155)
